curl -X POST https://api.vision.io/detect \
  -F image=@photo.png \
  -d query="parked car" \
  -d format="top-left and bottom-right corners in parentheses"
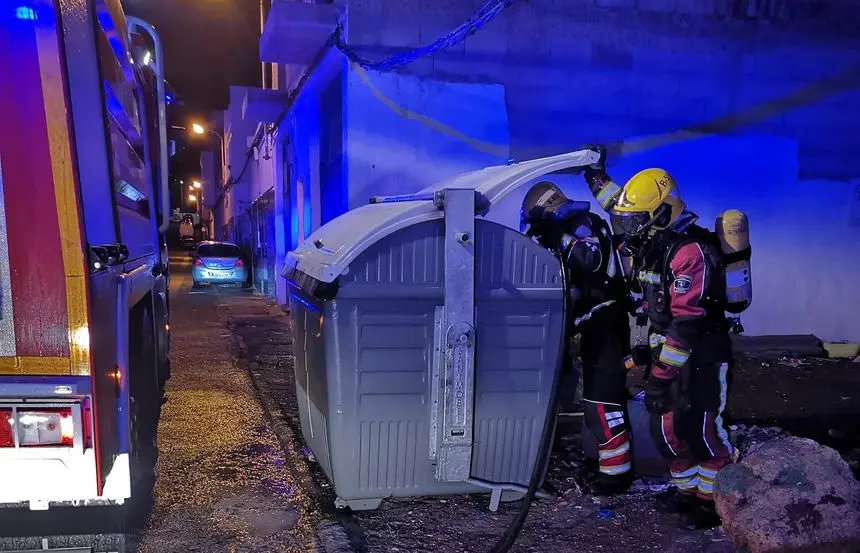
top-left (181, 235), bottom-right (196, 250)
top-left (192, 241), bottom-right (249, 288)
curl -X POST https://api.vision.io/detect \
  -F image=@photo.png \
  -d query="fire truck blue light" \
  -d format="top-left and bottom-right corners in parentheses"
top-left (15, 7), bottom-right (37, 21)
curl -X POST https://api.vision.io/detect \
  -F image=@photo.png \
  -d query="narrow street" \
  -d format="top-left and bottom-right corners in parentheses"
top-left (134, 253), bottom-right (323, 553)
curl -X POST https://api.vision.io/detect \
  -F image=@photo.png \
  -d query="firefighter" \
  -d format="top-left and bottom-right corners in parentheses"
top-left (520, 181), bottom-right (634, 496)
top-left (582, 147), bottom-right (734, 529)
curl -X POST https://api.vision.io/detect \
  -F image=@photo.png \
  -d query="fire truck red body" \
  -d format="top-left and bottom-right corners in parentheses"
top-left (0, 0), bottom-right (170, 513)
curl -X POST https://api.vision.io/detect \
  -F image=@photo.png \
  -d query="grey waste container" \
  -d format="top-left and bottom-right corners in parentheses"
top-left (283, 151), bottom-right (600, 511)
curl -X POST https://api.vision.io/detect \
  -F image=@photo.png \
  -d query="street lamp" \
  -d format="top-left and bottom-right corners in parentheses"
top-left (188, 194), bottom-right (197, 203)
top-left (172, 122), bottom-right (226, 189)
top-left (192, 180), bottom-right (202, 189)
top-left (186, 122), bottom-right (223, 144)
top-left (170, 123), bottom-right (223, 144)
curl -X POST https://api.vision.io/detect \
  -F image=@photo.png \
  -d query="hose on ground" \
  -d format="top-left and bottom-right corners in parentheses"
top-left (489, 251), bottom-right (571, 553)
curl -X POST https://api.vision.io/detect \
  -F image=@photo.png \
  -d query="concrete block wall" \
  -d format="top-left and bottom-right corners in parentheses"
top-left (337, 0), bottom-right (860, 340)
top-left (346, 0), bottom-right (860, 182)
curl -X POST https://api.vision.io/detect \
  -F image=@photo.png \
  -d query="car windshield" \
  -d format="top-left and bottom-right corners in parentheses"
top-left (197, 243), bottom-right (241, 258)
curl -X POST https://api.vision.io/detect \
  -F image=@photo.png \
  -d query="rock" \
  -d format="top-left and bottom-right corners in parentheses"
top-left (715, 436), bottom-right (860, 553)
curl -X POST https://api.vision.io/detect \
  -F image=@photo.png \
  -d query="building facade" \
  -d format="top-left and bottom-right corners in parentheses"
top-left (221, 0), bottom-right (860, 340)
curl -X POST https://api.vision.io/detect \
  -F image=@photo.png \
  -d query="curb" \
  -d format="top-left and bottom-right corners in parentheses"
top-left (218, 304), bottom-right (362, 553)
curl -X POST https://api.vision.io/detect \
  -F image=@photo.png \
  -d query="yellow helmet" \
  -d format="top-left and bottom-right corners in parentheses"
top-left (611, 168), bottom-right (686, 237)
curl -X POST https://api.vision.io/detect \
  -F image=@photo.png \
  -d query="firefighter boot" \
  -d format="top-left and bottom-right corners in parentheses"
top-left (682, 501), bottom-right (722, 530)
top-left (654, 487), bottom-right (699, 514)
top-left (579, 469), bottom-right (633, 496)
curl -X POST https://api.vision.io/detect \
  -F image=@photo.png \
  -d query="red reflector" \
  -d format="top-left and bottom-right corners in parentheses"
top-left (235, 259), bottom-right (245, 268)
top-left (194, 257), bottom-right (204, 266)
top-left (83, 399), bottom-right (93, 449)
top-left (0, 410), bottom-right (13, 447)
top-left (17, 408), bottom-right (74, 447)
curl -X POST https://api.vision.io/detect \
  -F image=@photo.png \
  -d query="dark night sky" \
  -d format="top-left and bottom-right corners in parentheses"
top-left (121, 0), bottom-right (263, 210)
top-left (124, 0), bottom-right (262, 112)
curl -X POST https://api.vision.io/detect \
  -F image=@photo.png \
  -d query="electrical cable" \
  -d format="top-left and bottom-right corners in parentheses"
top-left (334, 0), bottom-right (513, 72)
top-left (212, 126), bottom-right (265, 209)
top-left (488, 250), bottom-right (571, 553)
top-left (227, 130), bottom-right (263, 188)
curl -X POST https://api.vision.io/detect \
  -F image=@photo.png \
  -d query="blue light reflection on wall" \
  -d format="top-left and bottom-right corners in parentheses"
top-left (285, 101), bottom-right (319, 249)
top-left (290, 183), bottom-right (299, 250)
top-left (303, 187), bottom-right (312, 239)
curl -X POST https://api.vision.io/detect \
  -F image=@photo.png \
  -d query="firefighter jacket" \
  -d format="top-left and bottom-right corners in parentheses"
top-left (632, 223), bottom-right (732, 380)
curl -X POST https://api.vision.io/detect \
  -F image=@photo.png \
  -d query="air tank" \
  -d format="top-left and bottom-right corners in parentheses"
top-left (715, 209), bottom-right (752, 314)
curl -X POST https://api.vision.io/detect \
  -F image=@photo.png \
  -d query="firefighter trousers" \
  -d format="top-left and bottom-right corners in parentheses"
top-left (649, 349), bottom-right (734, 502)
top-left (579, 303), bottom-right (632, 478)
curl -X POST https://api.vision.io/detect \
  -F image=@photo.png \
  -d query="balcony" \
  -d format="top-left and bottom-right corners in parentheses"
top-left (260, 0), bottom-right (342, 66)
top-left (242, 88), bottom-right (291, 123)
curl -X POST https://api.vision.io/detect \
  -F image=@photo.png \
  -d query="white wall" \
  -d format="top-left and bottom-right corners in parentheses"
top-left (486, 135), bottom-right (860, 342)
top-left (248, 132), bottom-right (277, 201)
top-left (614, 135), bottom-right (860, 342)
top-left (345, 68), bottom-right (512, 208)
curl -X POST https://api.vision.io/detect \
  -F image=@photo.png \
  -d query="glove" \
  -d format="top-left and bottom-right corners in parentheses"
top-left (582, 144), bottom-right (607, 173)
top-left (644, 375), bottom-right (677, 414)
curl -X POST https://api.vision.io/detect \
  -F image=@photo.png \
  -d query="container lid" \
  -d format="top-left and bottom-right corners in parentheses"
top-left (284, 149), bottom-right (600, 284)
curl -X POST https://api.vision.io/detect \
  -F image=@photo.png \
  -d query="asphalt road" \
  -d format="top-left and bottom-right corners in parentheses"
top-left (133, 253), bottom-right (320, 553)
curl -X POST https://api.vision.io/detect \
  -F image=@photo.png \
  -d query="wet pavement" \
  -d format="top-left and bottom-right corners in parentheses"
top-left (133, 253), bottom-right (323, 553)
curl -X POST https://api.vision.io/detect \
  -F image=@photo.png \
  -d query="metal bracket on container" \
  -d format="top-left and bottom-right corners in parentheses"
top-left (434, 188), bottom-right (476, 483)
top-left (368, 192), bottom-right (436, 204)
top-left (368, 189), bottom-right (490, 216)
top-left (429, 306), bottom-right (444, 463)
top-left (466, 477), bottom-right (555, 512)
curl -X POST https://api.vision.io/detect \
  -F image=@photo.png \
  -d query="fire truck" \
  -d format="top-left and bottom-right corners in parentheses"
top-left (0, 0), bottom-right (170, 542)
